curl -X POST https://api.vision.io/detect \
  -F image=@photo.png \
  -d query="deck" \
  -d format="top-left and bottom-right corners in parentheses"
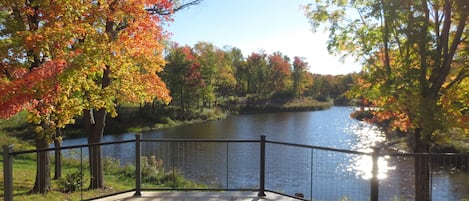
top-left (94, 191), bottom-right (300, 201)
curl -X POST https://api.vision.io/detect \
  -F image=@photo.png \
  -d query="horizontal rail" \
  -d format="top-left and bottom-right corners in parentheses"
top-left (142, 139), bottom-right (260, 143)
top-left (266, 140), bottom-right (370, 155)
top-left (11, 139), bottom-right (135, 156)
top-left (141, 188), bottom-right (258, 192)
top-left (386, 152), bottom-right (469, 157)
top-left (10, 138), bottom-right (468, 157)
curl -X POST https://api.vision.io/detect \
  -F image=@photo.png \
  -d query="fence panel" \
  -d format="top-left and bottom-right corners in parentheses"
top-left (5, 140), bottom-right (136, 201)
top-left (140, 140), bottom-right (260, 191)
top-left (4, 137), bottom-right (469, 201)
top-left (378, 153), bottom-right (469, 201)
top-left (266, 142), bottom-right (371, 201)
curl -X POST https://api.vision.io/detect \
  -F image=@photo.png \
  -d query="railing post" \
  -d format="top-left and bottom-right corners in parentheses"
top-left (3, 145), bottom-right (13, 201)
top-left (370, 147), bottom-right (380, 201)
top-left (258, 135), bottom-right (266, 197)
top-left (134, 133), bottom-right (142, 197)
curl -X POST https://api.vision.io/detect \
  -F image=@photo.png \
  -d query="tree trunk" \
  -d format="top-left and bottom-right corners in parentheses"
top-left (84, 65), bottom-right (111, 189)
top-left (413, 128), bottom-right (431, 201)
top-left (53, 128), bottom-right (62, 180)
top-left (32, 136), bottom-right (50, 193)
top-left (84, 108), bottom-right (107, 189)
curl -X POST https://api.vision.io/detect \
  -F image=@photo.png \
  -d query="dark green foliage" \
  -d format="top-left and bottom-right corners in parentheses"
top-left (102, 155), bottom-right (205, 188)
top-left (57, 169), bottom-right (88, 193)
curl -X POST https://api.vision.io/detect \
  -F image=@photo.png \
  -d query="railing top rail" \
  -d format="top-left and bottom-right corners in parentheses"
top-left (7, 136), bottom-right (468, 157)
top-left (266, 140), bottom-right (371, 155)
top-left (386, 152), bottom-right (469, 157)
top-left (10, 139), bottom-right (135, 156)
top-left (142, 139), bottom-right (260, 143)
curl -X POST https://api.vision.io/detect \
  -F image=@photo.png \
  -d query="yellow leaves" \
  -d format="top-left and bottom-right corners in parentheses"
top-left (2, 0), bottom-right (173, 130)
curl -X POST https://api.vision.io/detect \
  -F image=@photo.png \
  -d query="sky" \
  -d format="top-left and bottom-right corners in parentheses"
top-left (165, 0), bottom-right (362, 75)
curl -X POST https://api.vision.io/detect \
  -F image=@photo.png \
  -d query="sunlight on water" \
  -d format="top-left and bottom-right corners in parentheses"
top-left (345, 121), bottom-right (396, 180)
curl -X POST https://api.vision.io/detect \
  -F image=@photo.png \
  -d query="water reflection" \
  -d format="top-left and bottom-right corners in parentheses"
top-left (345, 121), bottom-right (395, 180)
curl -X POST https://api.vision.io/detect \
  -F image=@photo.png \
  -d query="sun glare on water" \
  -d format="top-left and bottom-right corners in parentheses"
top-left (345, 121), bottom-right (396, 180)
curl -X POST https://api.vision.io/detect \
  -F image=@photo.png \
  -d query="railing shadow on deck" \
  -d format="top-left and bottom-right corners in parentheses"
top-left (3, 134), bottom-right (469, 201)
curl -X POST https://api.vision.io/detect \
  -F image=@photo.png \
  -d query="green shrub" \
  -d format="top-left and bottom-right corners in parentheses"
top-left (119, 164), bottom-right (136, 178)
top-left (102, 155), bottom-right (205, 188)
top-left (57, 169), bottom-right (88, 193)
top-left (104, 157), bottom-right (121, 175)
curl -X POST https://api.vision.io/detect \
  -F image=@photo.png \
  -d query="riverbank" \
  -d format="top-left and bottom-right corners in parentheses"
top-left (0, 97), bottom-right (333, 144)
top-left (238, 97), bottom-right (332, 114)
top-left (350, 110), bottom-right (469, 153)
top-left (66, 97), bottom-right (333, 137)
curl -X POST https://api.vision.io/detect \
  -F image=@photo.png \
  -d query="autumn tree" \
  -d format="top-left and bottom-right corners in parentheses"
top-left (214, 48), bottom-right (237, 100)
top-left (66, 0), bottom-right (177, 189)
top-left (292, 56), bottom-right (309, 97)
top-left (163, 44), bottom-right (203, 111)
top-left (306, 1), bottom-right (468, 200)
top-left (268, 52), bottom-right (292, 95)
top-left (0, 0), bottom-right (91, 193)
top-left (1, 0), bottom-right (201, 191)
top-left (246, 52), bottom-right (269, 96)
top-left (64, 0), bottom-right (202, 189)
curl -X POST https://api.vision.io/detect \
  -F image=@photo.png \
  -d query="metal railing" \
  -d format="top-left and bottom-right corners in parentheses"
top-left (2, 135), bottom-right (469, 201)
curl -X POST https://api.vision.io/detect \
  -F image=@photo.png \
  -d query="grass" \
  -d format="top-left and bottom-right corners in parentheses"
top-left (281, 97), bottom-right (332, 111)
top-left (0, 156), bottom-right (133, 201)
top-left (0, 111), bottom-right (35, 151)
top-left (240, 97), bottom-right (332, 114)
top-left (1, 155), bottom-right (206, 201)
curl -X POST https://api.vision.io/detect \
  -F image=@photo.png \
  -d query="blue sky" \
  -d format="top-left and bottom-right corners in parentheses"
top-left (166, 0), bottom-right (362, 75)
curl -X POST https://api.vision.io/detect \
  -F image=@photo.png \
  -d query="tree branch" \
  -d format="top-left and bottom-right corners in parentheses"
top-left (146, 0), bottom-right (202, 16)
top-left (429, 2), bottom-right (468, 98)
top-left (443, 67), bottom-right (468, 93)
top-left (0, 63), bottom-right (12, 80)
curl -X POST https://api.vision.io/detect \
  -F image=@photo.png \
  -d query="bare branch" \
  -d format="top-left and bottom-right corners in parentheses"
top-left (146, 0), bottom-right (202, 16)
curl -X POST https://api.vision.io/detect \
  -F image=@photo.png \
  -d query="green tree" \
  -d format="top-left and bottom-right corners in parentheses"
top-left (292, 56), bottom-right (308, 97)
top-left (306, 1), bottom-right (468, 200)
top-left (228, 47), bottom-right (248, 96)
top-left (163, 44), bottom-right (203, 111)
top-left (194, 42), bottom-right (217, 108)
top-left (214, 48), bottom-right (237, 100)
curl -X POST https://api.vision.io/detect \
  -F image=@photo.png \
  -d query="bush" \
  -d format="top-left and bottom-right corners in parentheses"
top-left (101, 155), bottom-right (206, 188)
top-left (57, 169), bottom-right (88, 193)
top-left (141, 155), bottom-right (164, 182)
top-left (103, 157), bottom-right (121, 175)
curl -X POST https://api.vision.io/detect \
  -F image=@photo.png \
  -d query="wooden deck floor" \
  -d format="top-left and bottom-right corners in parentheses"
top-left (94, 191), bottom-right (301, 201)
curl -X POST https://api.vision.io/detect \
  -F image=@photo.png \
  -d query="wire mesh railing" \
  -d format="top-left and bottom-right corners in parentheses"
top-left (2, 134), bottom-right (469, 201)
top-left (378, 152), bottom-right (469, 201)
top-left (138, 139), bottom-right (260, 191)
top-left (265, 140), bottom-right (372, 200)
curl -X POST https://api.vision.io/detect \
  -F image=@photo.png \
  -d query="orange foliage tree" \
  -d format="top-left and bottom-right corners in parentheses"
top-left (268, 52), bottom-right (292, 94)
top-left (1, 0), bottom-right (200, 192)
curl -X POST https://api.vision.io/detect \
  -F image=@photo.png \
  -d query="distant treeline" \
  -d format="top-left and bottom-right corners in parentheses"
top-left (97, 42), bottom-right (360, 133)
top-left (154, 42), bottom-right (358, 111)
